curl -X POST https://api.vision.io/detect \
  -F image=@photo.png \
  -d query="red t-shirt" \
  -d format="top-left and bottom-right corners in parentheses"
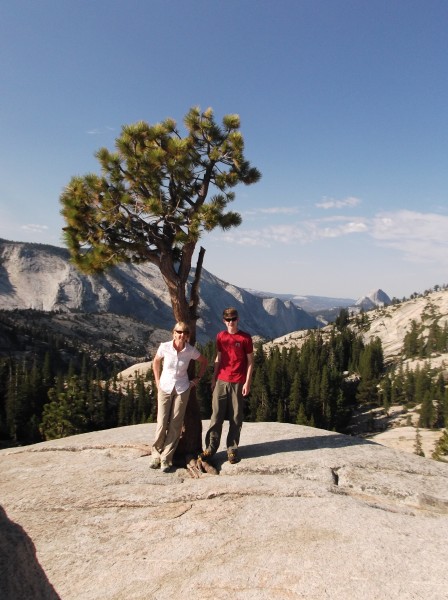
top-left (216, 330), bottom-right (253, 384)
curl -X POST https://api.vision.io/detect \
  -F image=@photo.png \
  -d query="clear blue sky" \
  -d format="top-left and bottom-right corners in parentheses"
top-left (1, 0), bottom-right (447, 300)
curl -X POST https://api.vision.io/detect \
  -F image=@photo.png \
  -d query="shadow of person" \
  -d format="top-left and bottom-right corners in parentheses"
top-left (0, 505), bottom-right (61, 600)
top-left (242, 431), bottom-right (376, 459)
top-left (208, 429), bottom-right (377, 470)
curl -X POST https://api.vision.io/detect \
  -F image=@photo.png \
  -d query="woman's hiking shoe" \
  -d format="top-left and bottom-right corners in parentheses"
top-left (160, 461), bottom-right (171, 473)
top-left (149, 457), bottom-right (161, 469)
top-left (227, 450), bottom-right (240, 464)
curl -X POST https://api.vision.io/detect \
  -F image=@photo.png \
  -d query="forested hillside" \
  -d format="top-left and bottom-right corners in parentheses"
top-left (261, 287), bottom-right (448, 459)
top-left (1, 287), bottom-right (447, 460)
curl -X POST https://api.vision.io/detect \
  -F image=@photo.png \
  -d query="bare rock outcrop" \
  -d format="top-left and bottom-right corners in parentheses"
top-left (1, 422), bottom-right (448, 600)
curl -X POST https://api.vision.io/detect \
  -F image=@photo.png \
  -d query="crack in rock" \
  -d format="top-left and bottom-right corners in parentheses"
top-left (6, 444), bottom-right (153, 455)
top-left (330, 467), bottom-right (340, 485)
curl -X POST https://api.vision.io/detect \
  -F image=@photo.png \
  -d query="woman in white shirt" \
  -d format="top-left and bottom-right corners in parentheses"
top-left (150, 322), bottom-right (208, 472)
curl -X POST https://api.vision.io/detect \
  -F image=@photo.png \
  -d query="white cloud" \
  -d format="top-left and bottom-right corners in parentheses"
top-left (316, 196), bottom-right (361, 210)
top-left (0, 210), bottom-right (56, 243)
top-left (87, 126), bottom-right (115, 135)
top-left (21, 224), bottom-right (49, 233)
top-left (222, 216), bottom-right (367, 246)
top-left (244, 206), bottom-right (300, 216)
top-left (260, 207), bottom-right (300, 214)
top-left (371, 210), bottom-right (448, 264)
top-left (219, 209), bottom-right (448, 269)
top-left (222, 232), bottom-right (272, 247)
top-left (313, 216), bottom-right (368, 238)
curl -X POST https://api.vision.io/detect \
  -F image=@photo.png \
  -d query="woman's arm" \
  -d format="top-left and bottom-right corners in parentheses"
top-left (152, 354), bottom-right (163, 389)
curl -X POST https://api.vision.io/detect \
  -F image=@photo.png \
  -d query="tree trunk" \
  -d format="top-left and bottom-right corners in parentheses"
top-left (159, 247), bottom-right (207, 466)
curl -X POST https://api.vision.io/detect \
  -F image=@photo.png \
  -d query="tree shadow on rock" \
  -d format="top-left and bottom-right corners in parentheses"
top-left (0, 505), bottom-right (61, 600)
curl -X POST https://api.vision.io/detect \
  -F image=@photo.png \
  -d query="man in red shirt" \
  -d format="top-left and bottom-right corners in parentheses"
top-left (201, 307), bottom-right (254, 464)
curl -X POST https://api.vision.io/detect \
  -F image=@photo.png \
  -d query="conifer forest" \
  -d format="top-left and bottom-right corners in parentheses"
top-left (1, 307), bottom-right (447, 460)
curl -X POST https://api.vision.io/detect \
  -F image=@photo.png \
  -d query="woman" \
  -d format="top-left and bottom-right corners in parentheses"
top-left (150, 322), bottom-right (208, 472)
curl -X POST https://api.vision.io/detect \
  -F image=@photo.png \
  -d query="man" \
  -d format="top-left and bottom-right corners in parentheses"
top-left (201, 307), bottom-right (254, 464)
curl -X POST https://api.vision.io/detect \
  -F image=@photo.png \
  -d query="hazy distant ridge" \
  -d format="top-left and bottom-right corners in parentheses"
top-left (246, 289), bottom-right (357, 312)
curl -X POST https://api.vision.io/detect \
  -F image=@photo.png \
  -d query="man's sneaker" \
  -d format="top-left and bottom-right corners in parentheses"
top-left (198, 448), bottom-right (214, 462)
top-left (160, 461), bottom-right (171, 473)
top-left (150, 457), bottom-right (161, 469)
top-left (227, 450), bottom-right (240, 464)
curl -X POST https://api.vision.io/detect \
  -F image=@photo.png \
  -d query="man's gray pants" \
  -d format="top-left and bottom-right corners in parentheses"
top-left (205, 380), bottom-right (244, 454)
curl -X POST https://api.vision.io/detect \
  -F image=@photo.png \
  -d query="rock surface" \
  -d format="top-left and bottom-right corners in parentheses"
top-left (1, 422), bottom-right (448, 600)
top-left (371, 425), bottom-right (443, 457)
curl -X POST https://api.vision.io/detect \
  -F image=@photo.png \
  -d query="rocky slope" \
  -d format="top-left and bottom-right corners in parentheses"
top-left (1, 421), bottom-right (448, 600)
top-left (0, 239), bottom-right (318, 343)
top-left (264, 287), bottom-right (448, 364)
top-left (0, 309), bottom-right (168, 368)
top-left (360, 289), bottom-right (448, 361)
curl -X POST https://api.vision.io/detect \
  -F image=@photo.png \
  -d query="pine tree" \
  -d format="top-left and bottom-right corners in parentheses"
top-left (419, 390), bottom-right (435, 429)
top-left (429, 374), bottom-right (442, 428)
top-left (424, 322), bottom-right (436, 355)
top-left (249, 365), bottom-right (271, 422)
top-left (135, 374), bottom-right (152, 423)
top-left (403, 320), bottom-right (421, 358)
top-left (403, 365), bottom-right (416, 405)
top-left (356, 338), bottom-right (384, 406)
top-left (288, 372), bottom-right (303, 424)
top-left (414, 427), bottom-right (425, 457)
top-left (267, 347), bottom-right (287, 421)
top-left (60, 106), bottom-right (261, 458)
top-left (379, 374), bottom-right (391, 412)
top-left (196, 340), bottom-right (215, 418)
top-left (5, 363), bottom-right (19, 441)
top-left (40, 375), bottom-right (89, 440)
top-left (296, 403), bottom-right (308, 426)
top-left (319, 365), bottom-right (331, 427)
top-left (432, 429), bottom-right (448, 461)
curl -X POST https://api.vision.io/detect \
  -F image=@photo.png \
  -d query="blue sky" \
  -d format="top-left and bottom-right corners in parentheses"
top-left (1, 0), bottom-right (447, 300)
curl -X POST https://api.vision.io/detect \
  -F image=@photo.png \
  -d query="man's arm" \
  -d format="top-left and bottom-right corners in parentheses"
top-left (211, 351), bottom-right (222, 390)
top-left (191, 353), bottom-right (208, 386)
top-left (242, 352), bottom-right (254, 397)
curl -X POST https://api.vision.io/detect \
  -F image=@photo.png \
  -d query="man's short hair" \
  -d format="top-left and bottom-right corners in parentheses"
top-left (223, 307), bottom-right (238, 319)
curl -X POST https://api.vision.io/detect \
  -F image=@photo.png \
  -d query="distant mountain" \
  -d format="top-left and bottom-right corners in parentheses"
top-left (245, 289), bottom-right (356, 313)
top-left (355, 289), bottom-right (392, 311)
top-left (246, 288), bottom-right (394, 326)
top-left (247, 287), bottom-right (393, 315)
top-left (0, 239), bottom-right (319, 343)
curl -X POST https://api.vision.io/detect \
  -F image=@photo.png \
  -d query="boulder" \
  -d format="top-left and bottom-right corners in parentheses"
top-left (1, 422), bottom-right (448, 600)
